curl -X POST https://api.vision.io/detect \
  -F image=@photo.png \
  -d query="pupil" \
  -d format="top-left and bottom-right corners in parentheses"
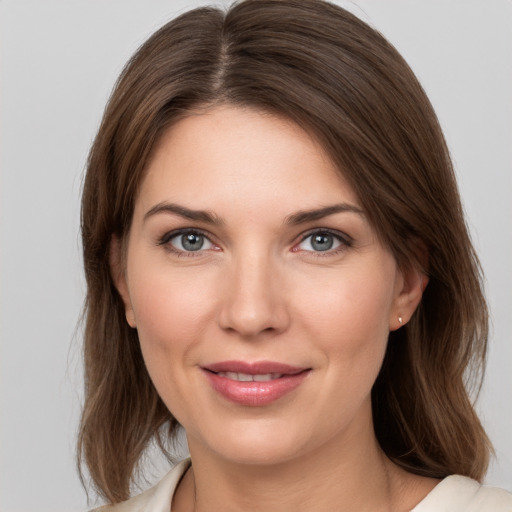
top-left (182, 233), bottom-right (203, 251)
top-left (312, 233), bottom-right (333, 251)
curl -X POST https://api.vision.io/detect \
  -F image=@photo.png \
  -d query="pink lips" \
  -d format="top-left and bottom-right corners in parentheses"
top-left (202, 360), bottom-right (310, 406)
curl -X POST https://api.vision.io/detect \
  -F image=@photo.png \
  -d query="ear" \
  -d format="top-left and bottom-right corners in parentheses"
top-left (389, 262), bottom-right (429, 331)
top-left (109, 235), bottom-right (137, 328)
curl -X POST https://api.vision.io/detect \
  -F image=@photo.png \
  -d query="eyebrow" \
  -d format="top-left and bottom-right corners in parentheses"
top-left (285, 203), bottom-right (365, 225)
top-left (144, 201), bottom-right (364, 226)
top-left (144, 202), bottom-right (223, 225)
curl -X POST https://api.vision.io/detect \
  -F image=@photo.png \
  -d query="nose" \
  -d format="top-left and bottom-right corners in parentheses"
top-left (218, 251), bottom-right (290, 339)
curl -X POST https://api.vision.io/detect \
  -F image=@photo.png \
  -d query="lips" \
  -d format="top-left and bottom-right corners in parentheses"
top-left (201, 360), bottom-right (311, 406)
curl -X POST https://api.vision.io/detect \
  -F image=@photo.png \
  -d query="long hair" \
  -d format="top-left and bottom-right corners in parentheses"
top-left (79, 0), bottom-right (491, 503)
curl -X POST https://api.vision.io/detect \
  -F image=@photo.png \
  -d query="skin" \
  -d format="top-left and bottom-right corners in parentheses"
top-left (112, 106), bottom-right (437, 511)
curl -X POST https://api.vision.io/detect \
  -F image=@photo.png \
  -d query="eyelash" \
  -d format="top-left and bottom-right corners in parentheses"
top-left (294, 229), bottom-right (352, 257)
top-left (157, 228), bottom-right (216, 258)
top-left (157, 228), bottom-right (352, 257)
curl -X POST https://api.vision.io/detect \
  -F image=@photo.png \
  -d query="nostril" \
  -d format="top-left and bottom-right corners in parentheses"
top-left (217, 272), bottom-right (290, 337)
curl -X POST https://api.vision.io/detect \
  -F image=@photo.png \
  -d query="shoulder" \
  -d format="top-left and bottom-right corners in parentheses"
top-left (89, 459), bottom-right (191, 512)
top-left (413, 475), bottom-right (512, 512)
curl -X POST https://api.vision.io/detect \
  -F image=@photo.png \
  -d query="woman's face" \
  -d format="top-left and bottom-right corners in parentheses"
top-left (114, 106), bottom-right (420, 466)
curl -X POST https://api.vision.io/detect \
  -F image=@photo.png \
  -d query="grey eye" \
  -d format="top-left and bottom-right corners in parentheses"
top-left (169, 232), bottom-right (213, 252)
top-left (297, 232), bottom-right (343, 252)
top-left (310, 233), bottom-right (334, 251)
top-left (181, 233), bottom-right (204, 251)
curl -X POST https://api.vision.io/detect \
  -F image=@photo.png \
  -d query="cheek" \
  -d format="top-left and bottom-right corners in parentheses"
top-left (128, 263), bottom-right (217, 366)
top-left (300, 268), bottom-right (394, 339)
top-left (296, 270), bottom-right (394, 430)
top-left (296, 264), bottom-right (395, 383)
top-left (127, 265), bottom-right (221, 423)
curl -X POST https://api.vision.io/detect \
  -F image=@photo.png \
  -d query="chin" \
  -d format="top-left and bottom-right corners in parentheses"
top-left (190, 419), bottom-right (309, 467)
top-left (216, 443), bottom-right (301, 467)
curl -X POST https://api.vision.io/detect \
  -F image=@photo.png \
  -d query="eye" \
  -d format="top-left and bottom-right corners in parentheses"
top-left (161, 230), bottom-right (215, 253)
top-left (294, 230), bottom-right (349, 253)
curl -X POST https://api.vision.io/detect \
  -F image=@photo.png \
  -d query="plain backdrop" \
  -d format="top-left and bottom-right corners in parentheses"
top-left (1, 1), bottom-right (511, 510)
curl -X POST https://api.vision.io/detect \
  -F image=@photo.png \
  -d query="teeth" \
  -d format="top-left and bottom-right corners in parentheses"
top-left (217, 372), bottom-right (283, 382)
top-left (253, 374), bottom-right (273, 382)
top-left (253, 373), bottom-right (283, 381)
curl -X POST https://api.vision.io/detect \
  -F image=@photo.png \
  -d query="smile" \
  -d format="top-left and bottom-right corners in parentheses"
top-left (202, 361), bottom-right (311, 406)
top-left (215, 372), bottom-right (284, 382)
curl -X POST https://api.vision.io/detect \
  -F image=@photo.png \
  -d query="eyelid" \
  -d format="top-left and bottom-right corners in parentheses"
top-left (292, 228), bottom-right (353, 253)
top-left (158, 228), bottom-right (219, 254)
top-left (157, 227), bottom-right (352, 256)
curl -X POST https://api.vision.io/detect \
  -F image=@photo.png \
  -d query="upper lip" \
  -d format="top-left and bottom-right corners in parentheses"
top-left (203, 360), bottom-right (308, 375)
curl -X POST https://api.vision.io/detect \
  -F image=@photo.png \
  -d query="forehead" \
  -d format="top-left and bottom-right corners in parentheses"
top-left (137, 105), bottom-right (361, 217)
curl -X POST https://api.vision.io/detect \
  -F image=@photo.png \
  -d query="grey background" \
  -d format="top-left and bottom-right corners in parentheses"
top-left (1, 1), bottom-right (511, 510)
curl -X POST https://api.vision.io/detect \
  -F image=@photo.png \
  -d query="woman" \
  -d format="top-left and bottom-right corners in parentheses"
top-left (78, 0), bottom-right (512, 510)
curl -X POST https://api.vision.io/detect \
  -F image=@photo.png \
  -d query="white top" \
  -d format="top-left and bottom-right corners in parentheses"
top-left (93, 459), bottom-right (512, 511)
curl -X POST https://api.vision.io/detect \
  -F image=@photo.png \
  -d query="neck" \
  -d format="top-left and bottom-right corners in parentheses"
top-left (173, 414), bottom-right (425, 512)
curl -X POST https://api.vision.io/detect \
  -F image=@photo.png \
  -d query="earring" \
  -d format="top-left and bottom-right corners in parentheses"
top-left (398, 316), bottom-right (403, 325)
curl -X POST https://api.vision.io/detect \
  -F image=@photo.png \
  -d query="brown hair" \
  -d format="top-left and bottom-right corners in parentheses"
top-left (79, 0), bottom-right (491, 504)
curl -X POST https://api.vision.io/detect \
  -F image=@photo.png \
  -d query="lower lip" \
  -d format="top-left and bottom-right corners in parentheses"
top-left (203, 370), bottom-right (310, 406)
